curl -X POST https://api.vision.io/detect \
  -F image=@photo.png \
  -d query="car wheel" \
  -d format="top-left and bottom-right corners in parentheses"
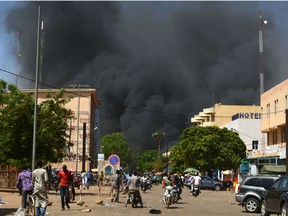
top-left (214, 184), bottom-right (221, 191)
top-left (260, 200), bottom-right (270, 216)
top-left (245, 197), bottom-right (260, 213)
top-left (281, 202), bottom-right (288, 216)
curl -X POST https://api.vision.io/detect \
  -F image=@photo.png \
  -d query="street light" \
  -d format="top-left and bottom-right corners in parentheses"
top-left (90, 126), bottom-right (98, 132)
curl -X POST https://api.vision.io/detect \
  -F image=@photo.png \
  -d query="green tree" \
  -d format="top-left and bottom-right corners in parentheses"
top-left (0, 80), bottom-right (74, 168)
top-left (169, 126), bottom-right (246, 173)
top-left (100, 132), bottom-right (131, 168)
top-left (139, 149), bottom-right (158, 172)
top-left (152, 131), bottom-right (166, 159)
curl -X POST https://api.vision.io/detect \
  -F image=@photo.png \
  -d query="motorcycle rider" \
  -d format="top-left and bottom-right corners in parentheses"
top-left (173, 174), bottom-right (183, 199)
top-left (162, 176), bottom-right (174, 188)
top-left (124, 171), bottom-right (142, 207)
top-left (140, 173), bottom-right (148, 192)
top-left (192, 172), bottom-right (203, 193)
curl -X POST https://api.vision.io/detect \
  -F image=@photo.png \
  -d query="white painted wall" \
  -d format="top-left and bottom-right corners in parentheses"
top-left (221, 118), bottom-right (267, 152)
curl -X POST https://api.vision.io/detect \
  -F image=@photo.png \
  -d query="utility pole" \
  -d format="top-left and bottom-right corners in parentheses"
top-left (75, 87), bottom-right (81, 174)
top-left (32, 3), bottom-right (42, 170)
top-left (82, 122), bottom-right (87, 172)
top-left (285, 108), bottom-right (288, 175)
top-left (259, 10), bottom-right (267, 97)
top-left (15, 31), bottom-right (21, 87)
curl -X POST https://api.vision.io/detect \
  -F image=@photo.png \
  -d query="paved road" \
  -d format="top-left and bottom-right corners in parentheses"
top-left (0, 185), bottom-right (261, 216)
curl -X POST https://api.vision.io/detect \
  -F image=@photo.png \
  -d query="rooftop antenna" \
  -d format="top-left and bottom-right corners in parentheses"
top-left (259, 10), bottom-right (267, 97)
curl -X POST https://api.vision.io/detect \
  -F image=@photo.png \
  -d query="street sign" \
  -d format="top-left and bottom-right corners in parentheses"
top-left (240, 164), bottom-right (250, 173)
top-left (108, 154), bottom-right (120, 167)
top-left (241, 159), bottom-right (250, 165)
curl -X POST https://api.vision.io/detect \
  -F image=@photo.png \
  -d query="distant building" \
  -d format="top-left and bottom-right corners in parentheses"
top-left (221, 117), bottom-right (266, 155)
top-left (21, 88), bottom-right (100, 172)
top-left (191, 103), bottom-right (261, 127)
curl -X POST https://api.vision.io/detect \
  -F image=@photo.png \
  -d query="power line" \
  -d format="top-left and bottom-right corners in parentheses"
top-left (0, 67), bottom-right (192, 117)
top-left (1, 67), bottom-right (286, 118)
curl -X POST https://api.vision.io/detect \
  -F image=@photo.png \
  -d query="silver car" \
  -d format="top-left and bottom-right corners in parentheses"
top-left (200, 176), bottom-right (223, 191)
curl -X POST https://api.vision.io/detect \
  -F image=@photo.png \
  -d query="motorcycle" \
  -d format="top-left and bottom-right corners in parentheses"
top-left (191, 184), bottom-right (200, 197)
top-left (147, 179), bottom-right (153, 190)
top-left (162, 185), bottom-right (179, 208)
top-left (52, 175), bottom-right (59, 192)
top-left (128, 189), bottom-right (143, 208)
top-left (140, 181), bottom-right (148, 193)
top-left (172, 186), bottom-right (181, 202)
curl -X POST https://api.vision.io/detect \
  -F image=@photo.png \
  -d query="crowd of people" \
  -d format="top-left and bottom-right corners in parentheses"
top-left (16, 164), bottom-right (107, 216)
top-left (16, 164), bottom-right (209, 215)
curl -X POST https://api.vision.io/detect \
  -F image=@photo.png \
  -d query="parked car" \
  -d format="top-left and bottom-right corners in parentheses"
top-left (260, 176), bottom-right (288, 216)
top-left (200, 176), bottom-right (223, 191)
top-left (235, 175), bottom-right (279, 213)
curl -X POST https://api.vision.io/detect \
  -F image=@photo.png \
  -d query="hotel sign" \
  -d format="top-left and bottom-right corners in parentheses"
top-left (232, 113), bottom-right (261, 121)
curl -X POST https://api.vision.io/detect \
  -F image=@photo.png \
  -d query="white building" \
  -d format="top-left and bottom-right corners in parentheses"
top-left (221, 112), bottom-right (267, 158)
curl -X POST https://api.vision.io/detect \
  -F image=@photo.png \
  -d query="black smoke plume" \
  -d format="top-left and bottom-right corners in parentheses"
top-left (4, 2), bottom-right (282, 151)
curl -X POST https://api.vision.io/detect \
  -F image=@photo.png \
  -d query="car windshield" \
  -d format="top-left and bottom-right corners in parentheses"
top-left (270, 177), bottom-right (282, 190)
top-left (279, 177), bottom-right (288, 190)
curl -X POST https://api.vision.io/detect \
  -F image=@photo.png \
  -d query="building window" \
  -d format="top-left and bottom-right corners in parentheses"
top-left (281, 128), bottom-right (285, 143)
top-left (258, 157), bottom-right (277, 165)
top-left (267, 104), bottom-right (270, 118)
top-left (273, 131), bottom-right (277, 144)
top-left (211, 114), bottom-right (215, 122)
top-left (252, 140), bottom-right (258, 150)
top-left (258, 158), bottom-right (270, 165)
top-left (274, 99), bottom-right (279, 114)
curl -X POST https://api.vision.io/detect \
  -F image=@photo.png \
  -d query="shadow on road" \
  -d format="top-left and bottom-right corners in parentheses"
top-left (166, 206), bottom-right (182, 209)
top-left (0, 208), bottom-right (18, 216)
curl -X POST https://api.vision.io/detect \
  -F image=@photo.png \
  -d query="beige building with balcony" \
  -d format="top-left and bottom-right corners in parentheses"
top-left (258, 79), bottom-right (288, 161)
top-left (22, 88), bottom-right (100, 172)
top-left (191, 103), bottom-right (261, 127)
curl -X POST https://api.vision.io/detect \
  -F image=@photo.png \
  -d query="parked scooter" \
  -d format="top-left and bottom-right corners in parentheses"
top-left (162, 185), bottom-right (180, 208)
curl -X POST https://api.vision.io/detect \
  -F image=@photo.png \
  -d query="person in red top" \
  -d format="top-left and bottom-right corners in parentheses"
top-left (57, 165), bottom-right (71, 211)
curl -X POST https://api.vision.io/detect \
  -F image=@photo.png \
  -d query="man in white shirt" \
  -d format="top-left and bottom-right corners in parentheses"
top-left (192, 173), bottom-right (202, 193)
top-left (33, 161), bottom-right (49, 216)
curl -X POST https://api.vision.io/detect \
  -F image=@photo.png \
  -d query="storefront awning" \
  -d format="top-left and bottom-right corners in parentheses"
top-left (260, 165), bottom-right (286, 174)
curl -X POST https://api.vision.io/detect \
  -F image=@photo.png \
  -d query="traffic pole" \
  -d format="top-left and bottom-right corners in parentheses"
top-left (286, 109), bottom-right (288, 176)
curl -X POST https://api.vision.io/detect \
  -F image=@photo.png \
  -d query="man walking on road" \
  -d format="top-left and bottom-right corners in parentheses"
top-left (113, 170), bottom-right (121, 203)
top-left (16, 165), bottom-right (33, 209)
top-left (32, 161), bottom-right (49, 216)
top-left (58, 165), bottom-right (71, 210)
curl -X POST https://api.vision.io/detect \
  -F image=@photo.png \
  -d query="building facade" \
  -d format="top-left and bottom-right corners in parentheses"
top-left (251, 79), bottom-right (288, 164)
top-left (22, 88), bottom-right (100, 172)
top-left (191, 103), bottom-right (261, 127)
top-left (221, 117), bottom-right (266, 154)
